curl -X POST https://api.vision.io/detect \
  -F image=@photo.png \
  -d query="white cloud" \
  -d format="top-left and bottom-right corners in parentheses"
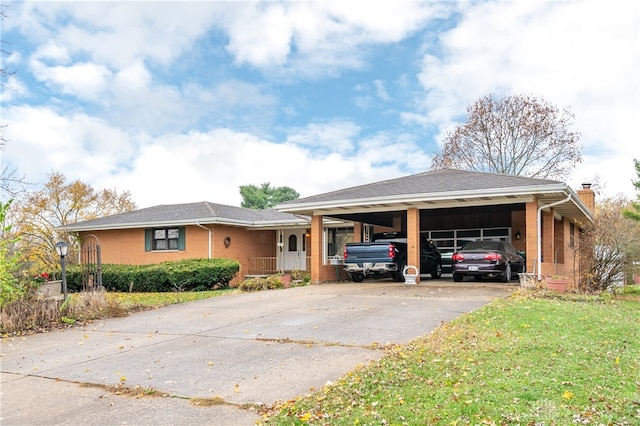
top-left (373, 80), bottom-right (391, 102)
top-left (225, 3), bottom-right (293, 67)
top-left (411, 0), bottom-right (639, 198)
top-left (11, 2), bottom-right (222, 69)
top-left (114, 60), bottom-right (151, 90)
top-left (220, 1), bottom-right (446, 75)
top-left (3, 106), bottom-right (135, 186)
top-left (285, 121), bottom-right (361, 154)
top-left (0, 75), bottom-right (26, 103)
top-left (3, 105), bottom-right (419, 207)
top-left (32, 41), bottom-right (70, 63)
top-left (112, 127), bottom-right (417, 207)
top-left (30, 60), bottom-right (112, 99)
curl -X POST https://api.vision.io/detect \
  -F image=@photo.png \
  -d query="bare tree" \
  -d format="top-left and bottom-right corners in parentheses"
top-left (577, 196), bottom-right (640, 292)
top-left (432, 94), bottom-right (582, 180)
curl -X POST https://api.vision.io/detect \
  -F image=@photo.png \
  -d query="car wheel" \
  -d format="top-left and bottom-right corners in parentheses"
top-left (453, 273), bottom-right (463, 282)
top-left (502, 263), bottom-right (511, 283)
top-left (350, 272), bottom-right (364, 282)
top-left (431, 263), bottom-right (442, 279)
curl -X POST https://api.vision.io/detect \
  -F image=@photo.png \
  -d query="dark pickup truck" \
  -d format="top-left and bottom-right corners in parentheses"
top-left (342, 232), bottom-right (442, 282)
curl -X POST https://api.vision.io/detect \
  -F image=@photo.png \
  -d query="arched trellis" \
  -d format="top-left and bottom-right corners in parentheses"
top-left (81, 234), bottom-right (102, 291)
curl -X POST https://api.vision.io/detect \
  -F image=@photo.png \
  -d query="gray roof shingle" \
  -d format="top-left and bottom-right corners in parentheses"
top-left (63, 202), bottom-right (308, 231)
top-left (279, 168), bottom-right (563, 205)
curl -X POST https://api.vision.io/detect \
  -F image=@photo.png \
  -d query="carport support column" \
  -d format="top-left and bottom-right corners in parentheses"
top-left (310, 215), bottom-right (324, 284)
top-left (353, 222), bottom-right (362, 243)
top-left (525, 201), bottom-right (538, 274)
top-left (407, 208), bottom-right (420, 282)
top-left (541, 210), bottom-right (555, 277)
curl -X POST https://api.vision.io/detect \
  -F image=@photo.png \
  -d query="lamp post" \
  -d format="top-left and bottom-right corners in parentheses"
top-left (55, 241), bottom-right (69, 300)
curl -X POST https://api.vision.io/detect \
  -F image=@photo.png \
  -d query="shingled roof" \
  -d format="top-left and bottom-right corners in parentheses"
top-left (281, 169), bottom-right (563, 205)
top-left (62, 202), bottom-right (309, 232)
top-left (277, 168), bottom-right (593, 223)
top-left (63, 169), bottom-right (593, 232)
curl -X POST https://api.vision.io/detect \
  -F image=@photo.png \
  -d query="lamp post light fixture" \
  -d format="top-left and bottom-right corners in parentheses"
top-left (55, 241), bottom-right (69, 300)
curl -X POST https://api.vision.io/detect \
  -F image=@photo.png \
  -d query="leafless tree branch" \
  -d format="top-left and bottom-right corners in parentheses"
top-left (432, 94), bottom-right (582, 180)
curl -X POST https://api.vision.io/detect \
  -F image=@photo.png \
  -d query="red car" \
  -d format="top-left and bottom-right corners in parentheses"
top-left (451, 240), bottom-right (525, 283)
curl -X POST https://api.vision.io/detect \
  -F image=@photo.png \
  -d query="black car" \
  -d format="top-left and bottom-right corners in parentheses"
top-left (451, 240), bottom-right (524, 283)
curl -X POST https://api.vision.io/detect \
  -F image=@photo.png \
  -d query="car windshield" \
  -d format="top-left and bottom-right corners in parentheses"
top-left (462, 241), bottom-right (502, 251)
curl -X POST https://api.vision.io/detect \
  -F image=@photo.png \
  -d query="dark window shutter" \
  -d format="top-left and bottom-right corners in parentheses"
top-left (178, 227), bottom-right (186, 250)
top-left (145, 229), bottom-right (152, 252)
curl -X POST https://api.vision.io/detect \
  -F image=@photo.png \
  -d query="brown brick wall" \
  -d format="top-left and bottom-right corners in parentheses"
top-left (79, 225), bottom-right (277, 286)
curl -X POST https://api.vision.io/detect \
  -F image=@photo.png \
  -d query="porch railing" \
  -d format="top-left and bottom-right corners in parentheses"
top-left (247, 257), bottom-right (311, 275)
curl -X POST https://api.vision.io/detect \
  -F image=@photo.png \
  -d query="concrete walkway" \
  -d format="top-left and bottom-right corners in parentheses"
top-left (1, 281), bottom-right (514, 425)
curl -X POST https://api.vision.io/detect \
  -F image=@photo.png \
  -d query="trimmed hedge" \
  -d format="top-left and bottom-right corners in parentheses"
top-left (65, 258), bottom-right (240, 293)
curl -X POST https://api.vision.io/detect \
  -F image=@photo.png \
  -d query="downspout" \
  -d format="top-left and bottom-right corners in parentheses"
top-left (195, 222), bottom-right (212, 259)
top-left (537, 193), bottom-right (571, 280)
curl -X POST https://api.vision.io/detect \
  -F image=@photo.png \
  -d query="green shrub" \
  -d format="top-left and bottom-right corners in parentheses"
top-left (291, 270), bottom-right (311, 283)
top-left (237, 275), bottom-right (285, 292)
top-left (65, 258), bottom-right (239, 292)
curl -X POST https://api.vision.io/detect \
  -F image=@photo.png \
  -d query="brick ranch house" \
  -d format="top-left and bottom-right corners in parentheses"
top-left (62, 203), bottom-right (342, 286)
top-left (63, 169), bottom-right (595, 289)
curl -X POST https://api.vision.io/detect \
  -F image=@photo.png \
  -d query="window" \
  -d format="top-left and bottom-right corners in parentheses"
top-left (570, 222), bottom-right (575, 248)
top-left (288, 234), bottom-right (298, 252)
top-left (327, 227), bottom-right (353, 257)
top-left (145, 227), bottom-right (185, 251)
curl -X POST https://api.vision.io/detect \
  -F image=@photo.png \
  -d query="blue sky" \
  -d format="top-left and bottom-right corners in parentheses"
top-left (1, 1), bottom-right (638, 208)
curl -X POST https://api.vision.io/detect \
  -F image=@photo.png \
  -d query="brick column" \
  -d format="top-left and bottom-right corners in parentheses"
top-left (353, 222), bottom-right (362, 243)
top-left (525, 200), bottom-right (538, 274)
top-left (310, 215), bottom-right (324, 284)
top-left (541, 211), bottom-right (555, 277)
top-left (407, 208), bottom-right (420, 282)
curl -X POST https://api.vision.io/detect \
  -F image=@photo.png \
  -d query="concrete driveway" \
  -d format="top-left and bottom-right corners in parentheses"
top-left (1, 281), bottom-right (514, 425)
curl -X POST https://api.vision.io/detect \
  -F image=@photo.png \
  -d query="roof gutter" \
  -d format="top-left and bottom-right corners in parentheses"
top-left (195, 222), bottom-right (212, 259)
top-left (537, 192), bottom-right (572, 280)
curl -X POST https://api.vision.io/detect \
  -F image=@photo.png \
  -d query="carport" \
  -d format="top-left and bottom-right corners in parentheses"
top-left (277, 169), bottom-right (595, 287)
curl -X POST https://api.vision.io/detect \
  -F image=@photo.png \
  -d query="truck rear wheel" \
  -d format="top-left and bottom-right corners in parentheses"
top-left (393, 263), bottom-right (406, 282)
top-left (349, 272), bottom-right (364, 282)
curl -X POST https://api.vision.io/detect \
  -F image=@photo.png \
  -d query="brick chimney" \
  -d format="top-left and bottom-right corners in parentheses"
top-left (577, 183), bottom-right (595, 213)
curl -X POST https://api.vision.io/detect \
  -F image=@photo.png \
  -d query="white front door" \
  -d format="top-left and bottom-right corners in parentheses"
top-left (283, 230), bottom-right (307, 271)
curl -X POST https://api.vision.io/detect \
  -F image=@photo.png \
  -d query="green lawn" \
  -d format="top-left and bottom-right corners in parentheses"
top-left (264, 291), bottom-right (640, 425)
top-left (106, 288), bottom-right (239, 311)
